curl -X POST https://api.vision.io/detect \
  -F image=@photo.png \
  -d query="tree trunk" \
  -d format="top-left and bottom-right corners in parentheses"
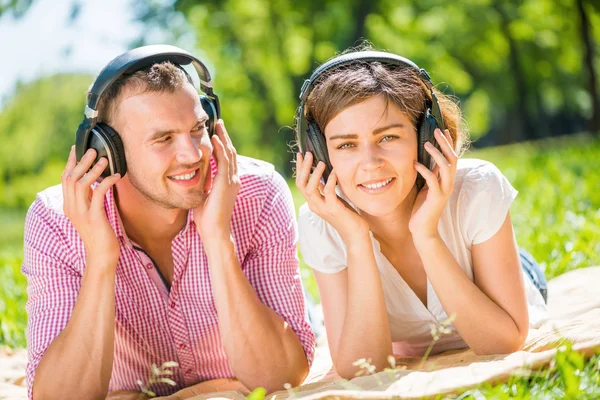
top-left (576, 0), bottom-right (600, 134)
top-left (493, 1), bottom-right (538, 142)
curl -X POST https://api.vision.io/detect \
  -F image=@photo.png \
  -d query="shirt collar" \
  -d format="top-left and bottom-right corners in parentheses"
top-left (104, 186), bottom-right (196, 243)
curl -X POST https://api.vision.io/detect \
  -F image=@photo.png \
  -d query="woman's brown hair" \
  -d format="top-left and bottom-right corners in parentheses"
top-left (301, 52), bottom-right (469, 155)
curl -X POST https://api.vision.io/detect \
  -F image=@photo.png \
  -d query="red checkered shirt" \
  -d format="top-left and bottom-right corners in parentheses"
top-left (22, 156), bottom-right (315, 399)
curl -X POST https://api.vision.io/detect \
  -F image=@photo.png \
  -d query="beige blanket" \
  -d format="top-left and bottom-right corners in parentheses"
top-left (2, 267), bottom-right (599, 400)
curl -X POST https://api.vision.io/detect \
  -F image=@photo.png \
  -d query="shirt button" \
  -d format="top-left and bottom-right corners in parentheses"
top-left (186, 368), bottom-right (193, 375)
top-left (178, 343), bottom-right (187, 350)
top-left (146, 264), bottom-right (153, 270)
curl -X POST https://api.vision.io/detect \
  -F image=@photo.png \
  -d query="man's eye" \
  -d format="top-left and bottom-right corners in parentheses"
top-left (158, 136), bottom-right (172, 143)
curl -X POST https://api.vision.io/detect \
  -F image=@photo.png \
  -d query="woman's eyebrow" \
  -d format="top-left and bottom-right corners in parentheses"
top-left (372, 123), bottom-right (405, 135)
top-left (329, 123), bottom-right (406, 140)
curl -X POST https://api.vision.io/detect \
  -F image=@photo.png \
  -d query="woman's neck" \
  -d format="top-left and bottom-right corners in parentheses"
top-left (362, 185), bottom-right (418, 250)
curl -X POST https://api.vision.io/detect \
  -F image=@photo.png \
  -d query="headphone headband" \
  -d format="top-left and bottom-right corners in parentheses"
top-left (75, 44), bottom-right (220, 174)
top-left (299, 51), bottom-right (433, 102)
top-left (87, 44), bottom-right (214, 111)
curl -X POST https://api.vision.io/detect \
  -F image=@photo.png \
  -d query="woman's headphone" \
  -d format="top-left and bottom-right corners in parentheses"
top-left (295, 51), bottom-right (445, 190)
top-left (75, 44), bottom-right (221, 179)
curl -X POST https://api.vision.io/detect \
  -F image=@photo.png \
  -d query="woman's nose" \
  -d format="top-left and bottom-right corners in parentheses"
top-left (359, 145), bottom-right (385, 171)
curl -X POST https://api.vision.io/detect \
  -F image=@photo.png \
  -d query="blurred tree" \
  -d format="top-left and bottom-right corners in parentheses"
top-left (0, 0), bottom-right (34, 18)
top-left (577, 0), bottom-right (600, 134)
top-left (0, 74), bottom-right (93, 207)
top-left (133, 0), bottom-right (382, 176)
top-left (131, 0), bottom-right (599, 171)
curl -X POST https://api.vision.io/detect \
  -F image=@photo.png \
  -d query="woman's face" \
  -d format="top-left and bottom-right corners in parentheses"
top-left (324, 95), bottom-right (418, 217)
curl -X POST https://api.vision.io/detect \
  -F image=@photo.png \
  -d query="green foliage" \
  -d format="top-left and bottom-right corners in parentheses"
top-left (458, 344), bottom-right (600, 399)
top-left (0, 252), bottom-right (27, 348)
top-left (469, 134), bottom-right (600, 279)
top-left (0, 74), bottom-right (93, 208)
top-left (132, 0), bottom-right (600, 172)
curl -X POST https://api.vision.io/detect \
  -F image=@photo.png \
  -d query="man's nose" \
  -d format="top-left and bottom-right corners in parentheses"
top-left (175, 134), bottom-right (202, 165)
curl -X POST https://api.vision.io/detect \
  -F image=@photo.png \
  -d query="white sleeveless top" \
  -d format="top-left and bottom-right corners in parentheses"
top-left (298, 159), bottom-right (548, 356)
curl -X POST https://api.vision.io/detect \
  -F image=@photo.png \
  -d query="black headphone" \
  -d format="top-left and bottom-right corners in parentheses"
top-left (296, 51), bottom-right (445, 190)
top-left (75, 44), bottom-right (221, 179)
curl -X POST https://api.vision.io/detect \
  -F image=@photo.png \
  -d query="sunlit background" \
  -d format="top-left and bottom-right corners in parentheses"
top-left (1, 0), bottom-right (599, 350)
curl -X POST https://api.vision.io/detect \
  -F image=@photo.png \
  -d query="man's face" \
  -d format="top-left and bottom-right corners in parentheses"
top-left (113, 83), bottom-right (213, 210)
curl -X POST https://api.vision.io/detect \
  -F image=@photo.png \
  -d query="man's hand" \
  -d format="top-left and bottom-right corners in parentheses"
top-left (62, 145), bottom-right (122, 266)
top-left (193, 120), bottom-right (240, 244)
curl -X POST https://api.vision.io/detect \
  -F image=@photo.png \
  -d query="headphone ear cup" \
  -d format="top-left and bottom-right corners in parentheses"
top-left (89, 123), bottom-right (127, 179)
top-left (416, 109), bottom-right (437, 190)
top-left (306, 121), bottom-right (333, 182)
top-left (200, 96), bottom-right (217, 137)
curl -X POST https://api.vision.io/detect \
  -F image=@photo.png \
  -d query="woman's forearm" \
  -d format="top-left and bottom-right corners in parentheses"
top-left (415, 235), bottom-right (527, 354)
top-left (335, 232), bottom-right (393, 378)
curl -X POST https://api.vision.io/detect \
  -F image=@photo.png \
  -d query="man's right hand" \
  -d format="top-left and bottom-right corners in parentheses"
top-left (61, 146), bottom-right (122, 266)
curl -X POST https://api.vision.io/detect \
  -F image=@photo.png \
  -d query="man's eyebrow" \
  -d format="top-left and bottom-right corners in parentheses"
top-left (148, 129), bottom-right (176, 142)
top-left (328, 123), bottom-right (406, 140)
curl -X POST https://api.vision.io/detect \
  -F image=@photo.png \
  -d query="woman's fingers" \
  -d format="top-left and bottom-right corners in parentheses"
top-left (414, 160), bottom-right (441, 196)
top-left (305, 161), bottom-right (326, 196)
top-left (295, 152), bottom-right (314, 191)
top-left (323, 168), bottom-right (338, 199)
top-left (427, 129), bottom-right (457, 192)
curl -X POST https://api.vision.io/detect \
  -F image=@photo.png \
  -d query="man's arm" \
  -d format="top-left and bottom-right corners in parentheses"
top-left (26, 148), bottom-right (122, 400)
top-left (193, 121), bottom-right (314, 393)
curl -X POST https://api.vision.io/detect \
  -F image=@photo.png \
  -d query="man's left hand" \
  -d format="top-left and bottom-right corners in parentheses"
top-left (193, 120), bottom-right (240, 244)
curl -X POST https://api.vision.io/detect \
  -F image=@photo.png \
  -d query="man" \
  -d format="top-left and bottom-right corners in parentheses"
top-left (22, 45), bottom-right (315, 400)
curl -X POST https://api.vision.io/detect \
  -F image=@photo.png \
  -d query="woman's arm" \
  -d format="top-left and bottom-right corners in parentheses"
top-left (295, 153), bottom-right (393, 378)
top-left (416, 212), bottom-right (529, 355)
top-left (313, 230), bottom-right (393, 379)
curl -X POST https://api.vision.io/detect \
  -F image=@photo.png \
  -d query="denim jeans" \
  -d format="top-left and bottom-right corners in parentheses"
top-left (519, 248), bottom-right (548, 303)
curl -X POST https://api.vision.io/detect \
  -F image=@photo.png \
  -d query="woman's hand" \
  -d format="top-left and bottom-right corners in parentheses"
top-left (410, 128), bottom-right (458, 242)
top-left (295, 152), bottom-right (369, 241)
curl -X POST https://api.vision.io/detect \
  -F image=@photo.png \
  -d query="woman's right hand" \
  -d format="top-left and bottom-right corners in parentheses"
top-left (62, 146), bottom-right (122, 268)
top-left (295, 152), bottom-right (369, 240)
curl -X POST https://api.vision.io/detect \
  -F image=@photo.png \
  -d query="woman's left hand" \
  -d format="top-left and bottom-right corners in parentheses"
top-left (409, 128), bottom-right (458, 242)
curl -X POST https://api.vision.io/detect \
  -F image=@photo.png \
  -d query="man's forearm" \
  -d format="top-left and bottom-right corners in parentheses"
top-left (33, 261), bottom-right (117, 400)
top-left (205, 237), bottom-right (309, 393)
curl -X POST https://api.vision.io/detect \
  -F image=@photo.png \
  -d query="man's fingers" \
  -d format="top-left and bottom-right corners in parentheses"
top-left (62, 145), bottom-right (77, 213)
top-left (211, 134), bottom-right (230, 179)
top-left (91, 173), bottom-right (121, 211)
top-left (216, 120), bottom-right (237, 178)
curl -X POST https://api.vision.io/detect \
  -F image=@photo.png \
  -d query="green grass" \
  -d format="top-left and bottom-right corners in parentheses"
top-left (1, 134), bottom-right (599, 397)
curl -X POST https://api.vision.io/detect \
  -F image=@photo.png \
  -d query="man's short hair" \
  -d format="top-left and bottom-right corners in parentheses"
top-left (88, 61), bottom-right (194, 125)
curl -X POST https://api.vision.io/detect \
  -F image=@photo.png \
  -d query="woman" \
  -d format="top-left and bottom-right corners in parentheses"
top-left (295, 49), bottom-right (548, 379)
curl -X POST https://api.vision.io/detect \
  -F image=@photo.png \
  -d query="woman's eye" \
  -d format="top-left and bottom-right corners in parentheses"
top-left (380, 135), bottom-right (398, 143)
top-left (337, 142), bottom-right (355, 150)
